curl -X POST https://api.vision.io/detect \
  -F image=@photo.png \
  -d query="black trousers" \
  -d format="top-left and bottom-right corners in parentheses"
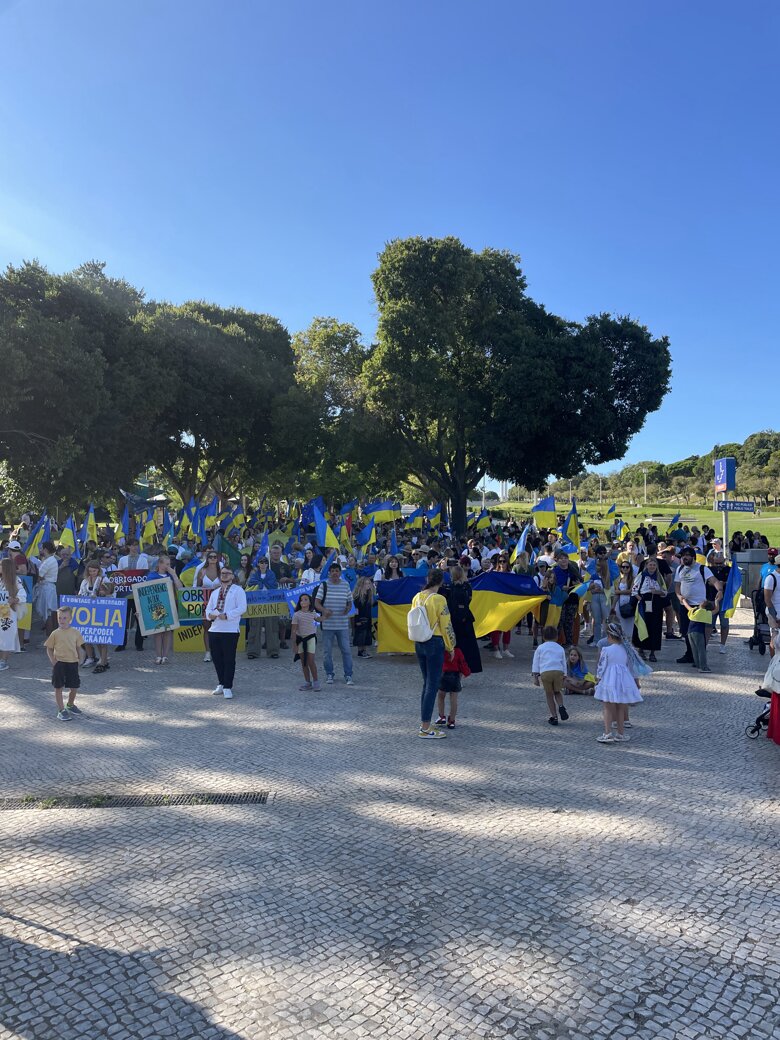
top-left (210, 631), bottom-right (240, 688)
top-left (121, 601), bottom-right (145, 649)
top-left (677, 601), bottom-right (697, 659)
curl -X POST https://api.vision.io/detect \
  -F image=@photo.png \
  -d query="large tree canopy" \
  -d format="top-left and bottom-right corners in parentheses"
top-left (364, 236), bottom-right (672, 533)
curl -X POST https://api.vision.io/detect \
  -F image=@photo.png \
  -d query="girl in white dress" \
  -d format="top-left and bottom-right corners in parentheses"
top-left (0, 558), bottom-right (27, 670)
top-left (595, 621), bottom-right (644, 744)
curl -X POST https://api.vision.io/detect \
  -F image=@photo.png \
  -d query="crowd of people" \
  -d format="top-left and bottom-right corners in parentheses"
top-left (1, 507), bottom-right (778, 739)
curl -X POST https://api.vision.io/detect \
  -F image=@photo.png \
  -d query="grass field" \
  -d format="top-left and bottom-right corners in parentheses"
top-left (498, 502), bottom-right (780, 541)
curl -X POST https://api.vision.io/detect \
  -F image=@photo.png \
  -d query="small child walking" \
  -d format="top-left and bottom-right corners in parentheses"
top-left (291, 593), bottom-right (321, 691)
top-left (688, 600), bottom-right (715, 672)
top-left (44, 605), bottom-right (86, 721)
top-left (532, 625), bottom-right (570, 726)
top-left (435, 645), bottom-right (471, 729)
top-left (594, 621), bottom-right (643, 743)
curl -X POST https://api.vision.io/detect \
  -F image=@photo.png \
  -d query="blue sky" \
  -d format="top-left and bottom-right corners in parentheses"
top-left (1, 1), bottom-right (777, 475)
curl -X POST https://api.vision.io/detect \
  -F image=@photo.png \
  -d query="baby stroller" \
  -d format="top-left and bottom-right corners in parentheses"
top-left (747, 588), bottom-right (771, 655)
top-left (745, 689), bottom-right (771, 739)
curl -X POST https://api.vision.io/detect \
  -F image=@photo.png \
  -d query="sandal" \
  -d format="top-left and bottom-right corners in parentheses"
top-left (93, 664), bottom-right (106, 674)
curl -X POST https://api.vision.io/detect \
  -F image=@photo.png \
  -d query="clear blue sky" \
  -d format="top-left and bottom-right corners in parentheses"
top-left (1, 1), bottom-right (777, 474)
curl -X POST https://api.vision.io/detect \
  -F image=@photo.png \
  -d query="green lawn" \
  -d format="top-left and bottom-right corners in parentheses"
top-left (498, 501), bottom-right (780, 541)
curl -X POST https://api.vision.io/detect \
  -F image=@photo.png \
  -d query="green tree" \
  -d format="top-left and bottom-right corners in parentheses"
top-left (365, 237), bottom-right (671, 533)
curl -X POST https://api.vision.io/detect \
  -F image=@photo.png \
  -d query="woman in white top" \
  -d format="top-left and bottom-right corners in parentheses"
top-left (301, 553), bottom-right (324, 585)
top-left (0, 558), bottom-right (27, 670)
top-left (33, 541), bottom-right (59, 635)
top-left (197, 550), bottom-right (222, 662)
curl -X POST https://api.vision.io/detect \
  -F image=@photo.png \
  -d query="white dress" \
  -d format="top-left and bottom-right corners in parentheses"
top-left (595, 643), bottom-right (643, 704)
top-left (0, 578), bottom-right (27, 652)
top-left (33, 555), bottom-right (58, 620)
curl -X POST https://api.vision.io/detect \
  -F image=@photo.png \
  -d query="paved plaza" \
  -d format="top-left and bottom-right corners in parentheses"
top-left (1, 610), bottom-right (778, 1040)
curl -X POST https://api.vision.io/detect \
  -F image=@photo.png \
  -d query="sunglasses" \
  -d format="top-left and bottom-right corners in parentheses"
top-left (620, 564), bottom-right (631, 569)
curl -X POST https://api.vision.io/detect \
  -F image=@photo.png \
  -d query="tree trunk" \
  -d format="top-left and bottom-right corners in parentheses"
top-left (450, 481), bottom-right (468, 538)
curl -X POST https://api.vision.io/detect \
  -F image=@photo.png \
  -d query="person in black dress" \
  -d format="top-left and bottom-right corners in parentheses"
top-left (445, 565), bottom-right (482, 673)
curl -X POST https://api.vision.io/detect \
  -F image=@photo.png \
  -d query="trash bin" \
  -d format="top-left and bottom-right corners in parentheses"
top-left (732, 549), bottom-right (769, 604)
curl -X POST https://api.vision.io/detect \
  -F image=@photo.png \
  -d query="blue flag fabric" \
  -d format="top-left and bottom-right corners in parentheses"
top-left (355, 517), bottom-right (376, 547)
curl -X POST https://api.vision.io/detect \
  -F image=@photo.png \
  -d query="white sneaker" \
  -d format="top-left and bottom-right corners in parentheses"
top-left (345, 676), bottom-right (354, 686)
top-left (204, 652), bottom-right (212, 663)
top-left (326, 675), bottom-right (334, 684)
top-left (0, 661), bottom-right (9, 671)
top-left (82, 658), bottom-right (96, 668)
top-left (212, 684), bottom-right (223, 696)
top-left (502, 649), bottom-right (514, 659)
top-left (718, 645), bottom-right (727, 654)
top-left (613, 732), bottom-right (631, 742)
top-left (223, 688), bottom-right (233, 699)
top-left (597, 733), bottom-right (616, 743)
top-left (493, 649), bottom-right (503, 659)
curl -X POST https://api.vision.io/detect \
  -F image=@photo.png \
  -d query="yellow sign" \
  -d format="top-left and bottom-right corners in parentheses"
top-left (174, 623), bottom-right (247, 653)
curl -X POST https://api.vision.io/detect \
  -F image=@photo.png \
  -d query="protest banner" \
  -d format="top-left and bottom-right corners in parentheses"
top-left (111, 569), bottom-right (148, 598)
top-left (59, 596), bottom-right (128, 646)
top-left (132, 578), bottom-right (179, 636)
top-left (176, 587), bottom-right (290, 621)
top-left (174, 621), bottom-right (247, 654)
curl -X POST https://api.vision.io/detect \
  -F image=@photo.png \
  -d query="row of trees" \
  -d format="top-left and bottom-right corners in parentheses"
top-left (0, 238), bottom-right (672, 533)
top-left (509, 431), bottom-right (780, 507)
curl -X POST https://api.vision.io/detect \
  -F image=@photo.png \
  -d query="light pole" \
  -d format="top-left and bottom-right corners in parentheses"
top-left (599, 475), bottom-right (603, 505)
top-left (569, 478), bottom-right (573, 504)
top-left (642, 468), bottom-right (648, 506)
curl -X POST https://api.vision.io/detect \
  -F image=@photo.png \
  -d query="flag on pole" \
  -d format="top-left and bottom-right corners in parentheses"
top-left (531, 496), bottom-right (556, 528)
top-left (561, 500), bottom-right (580, 551)
top-left (252, 528), bottom-right (270, 565)
top-left (722, 561), bottom-right (743, 618)
top-left (510, 525), bottom-right (529, 565)
top-left (313, 504), bottom-right (340, 551)
top-left (389, 527), bottom-right (399, 556)
top-left (607, 503), bottom-right (616, 515)
top-left (475, 509), bottom-right (491, 531)
top-left (25, 514), bottom-right (50, 556)
top-left (355, 517), bottom-right (376, 547)
top-left (58, 515), bottom-right (81, 561)
top-left (79, 503), bottom-right (98, 546)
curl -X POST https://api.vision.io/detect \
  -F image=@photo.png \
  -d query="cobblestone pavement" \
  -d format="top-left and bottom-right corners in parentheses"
top-left (1, 609), bottom-right (778, 1040)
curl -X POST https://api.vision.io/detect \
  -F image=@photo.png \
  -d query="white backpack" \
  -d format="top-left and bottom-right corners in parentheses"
top-left (407, 592), bottom-right (436, 642)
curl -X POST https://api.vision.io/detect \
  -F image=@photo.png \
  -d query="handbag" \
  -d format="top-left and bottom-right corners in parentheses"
top-left (619, 597), bottom-right (637, 618)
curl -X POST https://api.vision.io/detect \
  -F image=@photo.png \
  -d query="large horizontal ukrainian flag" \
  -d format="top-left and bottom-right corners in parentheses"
top-left (376, 574), bottom-right (547, 653)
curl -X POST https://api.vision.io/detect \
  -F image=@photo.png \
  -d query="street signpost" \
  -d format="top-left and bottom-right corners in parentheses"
top-left (714, 457), bottom-right (738, 556)
top-left (716, 500), bottom-right (755, 513)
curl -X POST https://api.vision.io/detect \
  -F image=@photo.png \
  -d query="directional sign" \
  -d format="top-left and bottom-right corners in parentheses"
top-left (714, 457), bottom-right (736, 492)
top-left (716, 500), bottom-right (755, 513)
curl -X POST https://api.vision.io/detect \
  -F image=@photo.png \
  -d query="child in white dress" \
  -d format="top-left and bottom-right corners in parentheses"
top-left (595, 621), bottom-right (643, 744)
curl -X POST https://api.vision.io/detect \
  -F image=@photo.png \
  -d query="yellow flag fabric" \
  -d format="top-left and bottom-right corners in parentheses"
top-left (375, 574), bottom-right (546, 653)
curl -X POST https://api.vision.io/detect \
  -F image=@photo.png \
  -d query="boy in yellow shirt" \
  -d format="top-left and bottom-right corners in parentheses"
top-left (44, 606), bottom-right (86, 721)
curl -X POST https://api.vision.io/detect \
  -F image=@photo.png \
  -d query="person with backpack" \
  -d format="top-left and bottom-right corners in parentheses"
top-left (408, 569), bottom-right (456, 739)
top-left (314, 561), bottom-right (354, 685)
top-left (674, 546), bottom-right (723, 665)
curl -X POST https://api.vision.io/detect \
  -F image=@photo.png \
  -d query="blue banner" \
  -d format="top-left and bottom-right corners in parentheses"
top-left (59, 596), bottom-right (128, 646)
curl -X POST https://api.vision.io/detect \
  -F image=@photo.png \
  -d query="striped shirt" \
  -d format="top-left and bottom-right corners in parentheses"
top-left (315, 578), bottom-right (352, 631)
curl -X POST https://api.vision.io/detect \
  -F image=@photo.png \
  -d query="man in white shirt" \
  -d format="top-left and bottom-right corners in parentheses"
top-left (674, 546), bottom-right (723, 664)
top-left (205, 566), bottom-right (247, 699)
top-left (118, 539), bottom-right (150, 571)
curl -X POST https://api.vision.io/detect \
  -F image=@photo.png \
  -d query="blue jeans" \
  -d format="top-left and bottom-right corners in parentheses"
top-left (590, 592), bottom-right (609, 644)
top-left (689, 630), bottom-right (709, 671)
top-left (322, 628), bottom-right (353, 679)
top-left (415, 636), bottom-right (445, 725)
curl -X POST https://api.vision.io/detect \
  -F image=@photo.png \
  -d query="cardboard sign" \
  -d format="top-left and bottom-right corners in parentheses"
top-left (111, 569), bottom-right (149, 598)
top-left (178, 586), bottom-right (291, 621)
top-left (59, 596), bottom-right (128, 646)
top-left (132, 578), bottom-right (180, 635)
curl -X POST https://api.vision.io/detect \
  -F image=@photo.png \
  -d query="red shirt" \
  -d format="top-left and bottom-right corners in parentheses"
top-left (442, 647), bottom-right (471, 677)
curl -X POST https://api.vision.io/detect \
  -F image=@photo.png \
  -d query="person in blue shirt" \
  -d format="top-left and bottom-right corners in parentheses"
top-left (759, 547), bottom-right (778, 583)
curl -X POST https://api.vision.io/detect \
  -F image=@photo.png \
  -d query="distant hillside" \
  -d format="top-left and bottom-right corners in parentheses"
top-left (508, 431), bottom-right (780, 507)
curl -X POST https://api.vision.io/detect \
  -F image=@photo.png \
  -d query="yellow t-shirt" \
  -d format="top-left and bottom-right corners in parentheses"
top-left (44, 626), bottom-right (84, 663)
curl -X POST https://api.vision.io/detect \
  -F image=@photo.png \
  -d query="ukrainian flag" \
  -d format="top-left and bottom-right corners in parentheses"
top-left (355, 517), bottom-right (376, 547)
top-left (510, 526), bottom-right (529, 564)
top-left (425, 504), bottom-right (442, 529)
top-left (25, 514), bottom-right (50, 556)
top-left (475, 509), bottom-right (491, 531)
top-left (532, 495), bottom-right (556, 528)
top-left (313, 504), bottom-right (340, 551)
top-left (58, 515), bottom-right (81, 560)
top-left (615, 520), bottom-right (629, 540)
top-left (607, 503), bottom-right (616, 515)
top-left (405, 507), bottom-right (424, 530)
top-left (179, 557), bottom-right (200, 587)
top-left (363, 499), bottom-right (397, 524)
top-left (722, 561), bottom-right (742, 618)
top-left (666, 513), bottom-right (681, 535)
top-left (561, 500), bottom-right (579, 550)
top-left (375, 573), bottom-right (546, 653)
top-left (79, 503), bottom-right (98, 545)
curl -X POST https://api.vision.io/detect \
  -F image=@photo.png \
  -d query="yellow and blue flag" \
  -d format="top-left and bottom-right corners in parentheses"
top-left (313, 504), bottom-right (340, 551)
top-left (475, 509), bottom-right (491, 531)
top-left (389, 527), bottom-right (399, 556)
top-left (532, 495), bottom-right (556, 528)
top-left (509, 525), bottom-right (529, 565)
top-left (375, 573), bottom-right (546, 653)
top-left (363, 499), bottom-right (398, 524)
top-left (25, 514), bottom-right (51, 556)
top-left (615, 520), bottom-right (629, 541)
top-left (405, 507), bottom-right (424, 530)
top-left (79, 503), bottom-right (98, 546)
top-left (722, 561), bottom-right (742, 618)
top-left (58, 515), bottom-right (81, 561)
top-left (666, 513), bottom-right (681, 534)
top-left (425, 504), bottom-right (442, 529)
top-left (561, 500), bottom-right (579, 551)
top-left (355, 517), bottom-right (376, 548)
top-left (179, 557), bottom-right (200, 587)
top-left (607, 503), bottom-right (616, 515)
top-left (338, 499), bottom-right (359, 519)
